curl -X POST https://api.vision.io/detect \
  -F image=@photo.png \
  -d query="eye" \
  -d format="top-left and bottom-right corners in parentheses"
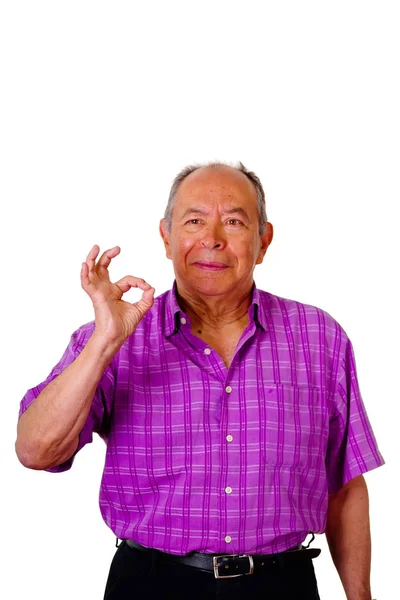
top-left (186, 218), bottom-right (203, 225)
top-left (226, 218), bottom-right (243, 226)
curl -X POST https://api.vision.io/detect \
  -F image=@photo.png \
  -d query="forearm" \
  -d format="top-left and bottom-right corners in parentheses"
top-left (325, 476), bottom-right (372, 600)
top-left (16, 333), bottom-right (120, 469)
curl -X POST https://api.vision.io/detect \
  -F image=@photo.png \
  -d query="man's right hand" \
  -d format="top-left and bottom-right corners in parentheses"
top-left (81, 245), bottom-right (155, 345)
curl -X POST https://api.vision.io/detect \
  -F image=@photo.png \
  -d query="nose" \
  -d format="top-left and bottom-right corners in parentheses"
top-left (199, 223), bottom-right (226, 249)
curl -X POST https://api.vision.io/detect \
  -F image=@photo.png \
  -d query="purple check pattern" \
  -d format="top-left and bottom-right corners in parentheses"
top-left (19, 283), bottom-right (384, 555)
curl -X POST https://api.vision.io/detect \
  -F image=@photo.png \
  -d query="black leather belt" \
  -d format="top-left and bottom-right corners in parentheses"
top-left (125, 540), bottom-right (321, 579)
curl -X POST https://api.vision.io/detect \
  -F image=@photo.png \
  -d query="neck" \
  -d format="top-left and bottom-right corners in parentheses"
top-left (176, 283), bottom-right (254, 330)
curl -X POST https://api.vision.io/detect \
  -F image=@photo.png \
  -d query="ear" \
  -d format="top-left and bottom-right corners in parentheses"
top-left (256, 222), bottom-right (274, 265)
top-left (159, 219), bottom-right (172, 260)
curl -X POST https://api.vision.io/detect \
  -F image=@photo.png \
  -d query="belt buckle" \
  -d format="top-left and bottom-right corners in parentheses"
top-left (212, 554), bottom-right (254, 579)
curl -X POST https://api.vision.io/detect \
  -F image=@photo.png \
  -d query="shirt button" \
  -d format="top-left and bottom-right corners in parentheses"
top-left (225, 386), bottom-right (232, 393)
top-left (225, 535), bottom-right (232, 543)
top-left (180, 317), bottom-right (187, 325)
top-left (225, 486), bottom-right (233, 495)
top-left (204, 348), bottom-right (211, 355)
top-left (226, 434), bottom-right (233, 442)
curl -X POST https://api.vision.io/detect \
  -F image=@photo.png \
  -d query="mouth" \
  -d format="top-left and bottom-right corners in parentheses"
top-left (193, 261), bottom-right (229, 271)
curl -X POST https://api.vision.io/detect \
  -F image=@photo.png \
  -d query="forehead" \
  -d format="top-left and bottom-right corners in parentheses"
top-left (174, 166), bottom-right (258, 210)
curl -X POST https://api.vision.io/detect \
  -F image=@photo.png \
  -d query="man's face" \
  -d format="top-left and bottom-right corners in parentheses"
top-left (160, 166), bottom-right (273, 298)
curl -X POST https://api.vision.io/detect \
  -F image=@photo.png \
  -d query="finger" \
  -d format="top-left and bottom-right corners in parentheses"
top-left (133, 287), bottom-right (155, 320)
top-left (81, 261), bottom-right (97, 291)
top-left (115, 276), bottom-right (151, 294)
top-left (139, 286), bottom-right (155, 309)
top-left (97, 246), bottom-right (121, 271)
top-left (80, 261), bottom-right (91, 292)
top-left (85, 245), bottom-right (100, 272)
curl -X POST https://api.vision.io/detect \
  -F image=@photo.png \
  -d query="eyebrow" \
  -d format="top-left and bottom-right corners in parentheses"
top-left (180, 207), bottom-right (250, 220)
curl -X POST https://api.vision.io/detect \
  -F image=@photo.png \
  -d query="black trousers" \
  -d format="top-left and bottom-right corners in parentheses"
top-left (104, 541), bottom-right (321, 600)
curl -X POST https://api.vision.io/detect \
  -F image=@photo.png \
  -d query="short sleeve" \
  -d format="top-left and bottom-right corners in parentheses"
top-left (325, 336), bottom-right (385, 494)
top-left (18, 322), bottom-right (116, 472)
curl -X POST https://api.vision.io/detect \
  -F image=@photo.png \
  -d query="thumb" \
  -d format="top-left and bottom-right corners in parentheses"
top-left (135, 287), bottom-right (155, 315)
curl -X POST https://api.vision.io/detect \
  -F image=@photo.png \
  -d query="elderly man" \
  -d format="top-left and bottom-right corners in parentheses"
top-left (16, 162), bottom-right (384, 600)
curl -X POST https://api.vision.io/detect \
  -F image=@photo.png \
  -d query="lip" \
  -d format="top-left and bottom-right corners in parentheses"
top-left (193, 261), bottom-right (229, 271)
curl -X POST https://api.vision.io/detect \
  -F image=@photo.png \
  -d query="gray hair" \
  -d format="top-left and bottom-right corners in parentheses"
top-left (164, 161), bottom-right (268, 235)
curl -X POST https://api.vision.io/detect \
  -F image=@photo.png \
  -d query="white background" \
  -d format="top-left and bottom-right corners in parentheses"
top-left (1, 2), bottom-right (398, 598)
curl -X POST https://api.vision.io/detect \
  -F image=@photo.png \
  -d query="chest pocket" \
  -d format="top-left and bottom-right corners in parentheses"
top-left (262, 384), bottom-right (329, 469)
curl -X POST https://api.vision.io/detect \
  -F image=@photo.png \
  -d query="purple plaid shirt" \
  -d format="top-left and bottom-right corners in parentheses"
top-left (19, 283), bottom-right (384, 555)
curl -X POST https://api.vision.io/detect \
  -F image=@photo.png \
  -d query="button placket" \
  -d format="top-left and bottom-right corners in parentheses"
top-left (222, 383), bottom-right (235, 550)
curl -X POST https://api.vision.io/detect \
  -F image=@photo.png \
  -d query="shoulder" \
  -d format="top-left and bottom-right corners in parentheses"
top-left (257, 288), bottom-right (341, 326)
top-left (257, 288), bottom-right (350, 348)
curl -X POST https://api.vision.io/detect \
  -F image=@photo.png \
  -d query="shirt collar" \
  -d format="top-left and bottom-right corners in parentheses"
top-left (163, 281), bottom-right (184, 337)
top-left (163, 280), bottom-right (267, 337)
top-left (250, 284), bottom-right (267, 331)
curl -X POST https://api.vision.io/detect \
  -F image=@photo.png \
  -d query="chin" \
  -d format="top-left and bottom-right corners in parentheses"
top-left (192, 279), bottom-right (234, 297)
top-left (176, 270), bottom-right (238, 296)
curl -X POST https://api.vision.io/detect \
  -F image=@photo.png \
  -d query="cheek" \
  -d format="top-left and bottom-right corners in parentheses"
top-left (171, 237), bottom-right (195, 261)
top-left (232, 240), bottom-right (260, 263)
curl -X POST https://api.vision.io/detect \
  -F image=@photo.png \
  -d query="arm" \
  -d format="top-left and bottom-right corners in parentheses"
top-left (325, 474), bottom-right (372, 600)
top-left (16, 334), bottom-right (120, 470)
top-left (16, 244), bottom-right (154, 471)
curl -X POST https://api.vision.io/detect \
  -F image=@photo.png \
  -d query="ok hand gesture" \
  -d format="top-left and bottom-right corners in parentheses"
top-left (81, 245), bottom-right (155, 345)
